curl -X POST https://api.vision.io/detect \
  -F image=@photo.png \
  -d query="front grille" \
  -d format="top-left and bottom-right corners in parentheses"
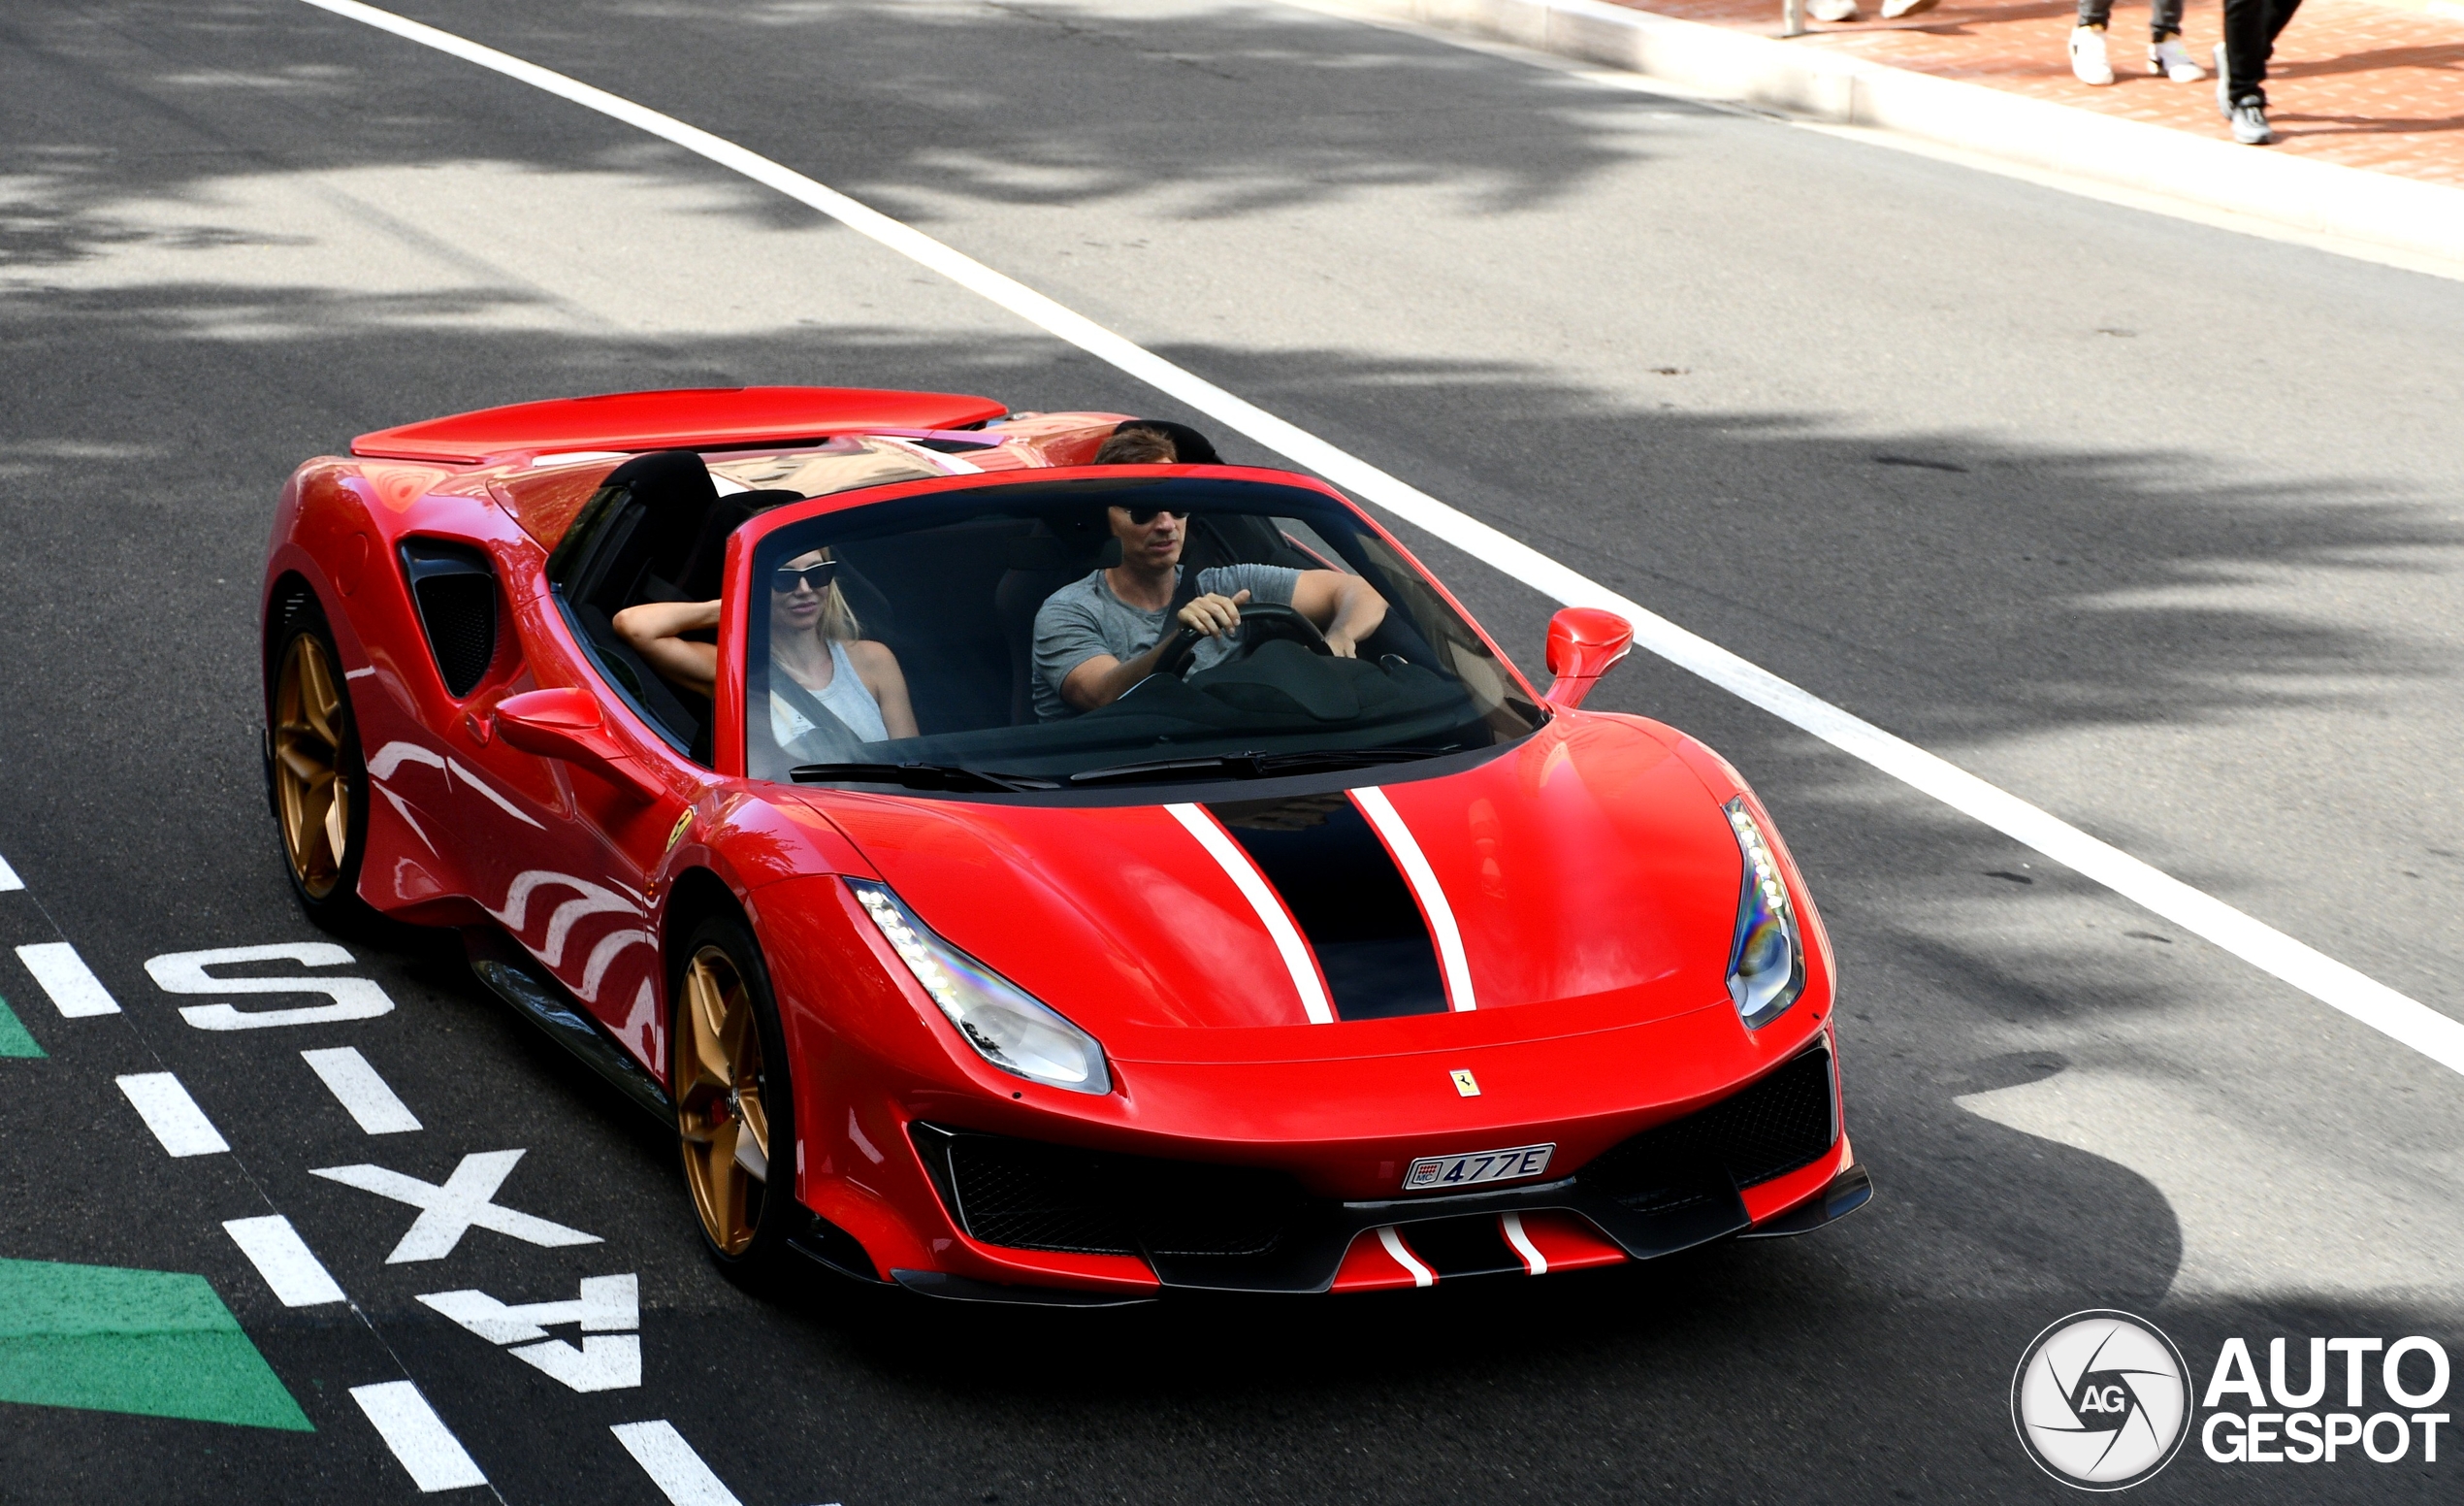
top-left (1578, 1047), bottom-right (1835, 1210)
top-left (924, 1128), bottom-right (1311, 1259)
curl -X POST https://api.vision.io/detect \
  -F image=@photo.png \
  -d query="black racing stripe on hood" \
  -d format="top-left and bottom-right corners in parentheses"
top-left (1207, 793), bottom-right (1446, 1021)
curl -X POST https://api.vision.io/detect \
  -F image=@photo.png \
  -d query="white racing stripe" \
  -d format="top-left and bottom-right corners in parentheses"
top-left (1166, 803), bottom-right (1333, 1025)
top-left (350, 1381), bottom-right (489, 1491)
top-left (224, 1215), bottom-right (349, 1306)
top-left (1377, 1226), bottom-right (1436, 1287)
top-left (115, 1072), bottom-right (229, 1157)
top-left (1500, 1212), bottom-right (1548, 1275)
top-left (294, 0), bottom-right (2464, 1081)
top-left (16, 941), bottom-right (120, 1017)
top-left (611, 1421), bottom-right (745, 1506)
top-left (1350, 787), bottom-right (1475, 1011)
top-left (303, 1046), bottom-right (424, 1134)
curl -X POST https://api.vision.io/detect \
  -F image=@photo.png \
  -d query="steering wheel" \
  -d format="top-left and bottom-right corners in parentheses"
top-left (1151, 602), bottom-right (1332, 679)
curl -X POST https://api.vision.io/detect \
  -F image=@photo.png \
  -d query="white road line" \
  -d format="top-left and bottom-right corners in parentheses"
top-left (1352, 786), bottom-right (1475, 1011)
top-left (224, 1215), bottom-right (349, 1306)
top-left (303, 1046), bottom-right (423, 1133)
top-left (1166, 803), bottom-right (1334, 1025)
top-left (0, 853), bottom-right (21, 891)
top-left (16, 941), bottom-right (120, 1017)
top-left (294, 0), bottom-right (2464, 1081)
top-left (115, 1072), bottom-right (230, 1157)
top-left (1377, 1226), bottom-right (1437, 1287)
top-left (611, 1421), bottom-right (745, 1506)
top-left (350, 1381), bottom-right (489, 1492)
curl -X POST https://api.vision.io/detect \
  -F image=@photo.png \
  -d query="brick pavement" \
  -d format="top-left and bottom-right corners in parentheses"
top-left (1610, 0), bottom-right (2464, 185)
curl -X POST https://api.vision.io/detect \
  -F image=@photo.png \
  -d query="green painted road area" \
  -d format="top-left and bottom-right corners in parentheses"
top-left (0, 997), bottom-right (42, 1058)
top-left (0, 1259), bottom-right (310, 1431)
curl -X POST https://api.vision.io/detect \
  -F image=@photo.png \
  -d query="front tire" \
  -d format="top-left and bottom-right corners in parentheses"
top-left (267, 602), bottom-right (373, 932)
top-left (672, 909), bottom-right (798, 1279)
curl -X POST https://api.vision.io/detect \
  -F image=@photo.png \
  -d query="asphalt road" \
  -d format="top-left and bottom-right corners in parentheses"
top-left (5, 0), bottom-right (2464, 1501)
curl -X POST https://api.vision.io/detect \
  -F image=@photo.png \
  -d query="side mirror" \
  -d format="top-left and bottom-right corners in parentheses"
top-left (1543, 607), bottom-right (1636, 709)
top-left (496, 687), bottom-right (638, 789)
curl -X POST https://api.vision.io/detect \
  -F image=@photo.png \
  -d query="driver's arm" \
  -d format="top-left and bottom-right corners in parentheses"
top-left (1288, 570), bottom-right (1387, 658)
top-left (1060, 589), bottom-right (1251, 711)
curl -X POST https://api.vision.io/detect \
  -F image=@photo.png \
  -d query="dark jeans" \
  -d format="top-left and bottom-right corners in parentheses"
top-left (2223, 0), bottom-right (2304, 100)
top-left (2075, 0), bottom-right (2184, 40)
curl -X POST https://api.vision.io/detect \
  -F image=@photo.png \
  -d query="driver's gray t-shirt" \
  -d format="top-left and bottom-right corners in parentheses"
top-left (1032, 564), bottom-right (1301, 721)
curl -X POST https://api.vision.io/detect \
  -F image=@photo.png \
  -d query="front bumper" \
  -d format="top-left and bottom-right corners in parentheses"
top-left (875, 1042), bottom-right (1867, 1300)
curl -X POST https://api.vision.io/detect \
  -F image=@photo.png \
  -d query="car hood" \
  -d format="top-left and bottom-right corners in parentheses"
top-left (794, 716), bottom-right (1744, 1064)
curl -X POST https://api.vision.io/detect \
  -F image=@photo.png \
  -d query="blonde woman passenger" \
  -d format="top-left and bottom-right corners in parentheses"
top-left (611, 547), bottom-right (919, 758)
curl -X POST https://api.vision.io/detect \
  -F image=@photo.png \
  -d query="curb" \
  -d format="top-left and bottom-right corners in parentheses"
top-left (1340, 0), bottom-right (2464, 268)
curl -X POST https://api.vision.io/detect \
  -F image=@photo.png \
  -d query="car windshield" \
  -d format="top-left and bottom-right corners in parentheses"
top-left (740, 475), bottom-right (1545, 789)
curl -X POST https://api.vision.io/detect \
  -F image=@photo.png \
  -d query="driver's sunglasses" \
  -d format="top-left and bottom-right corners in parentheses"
top-left (1124, 507), bottom-right (1190, 526)
top-left (771, 559), bottom-right (839, 595)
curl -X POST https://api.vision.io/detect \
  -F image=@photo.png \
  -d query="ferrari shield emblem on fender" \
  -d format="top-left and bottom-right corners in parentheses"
top-left (1450, 1068), bottom-right (1480, 1097)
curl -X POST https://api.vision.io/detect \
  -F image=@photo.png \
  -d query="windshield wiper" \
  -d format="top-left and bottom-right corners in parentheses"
top-left (1066, 746), bottom-right (1460, 787)
top-left (791, 762), bottom-right (1058, 793)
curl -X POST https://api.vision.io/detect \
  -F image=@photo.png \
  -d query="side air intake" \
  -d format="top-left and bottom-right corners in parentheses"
top-left (401, 540), bottom-right (499, 698)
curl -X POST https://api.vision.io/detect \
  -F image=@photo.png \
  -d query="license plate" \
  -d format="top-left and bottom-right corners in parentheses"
top-left (1403, 1142), bottom-right (1554, 1191)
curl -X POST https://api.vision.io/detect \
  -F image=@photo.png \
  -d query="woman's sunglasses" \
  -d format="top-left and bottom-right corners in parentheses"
top-left (772, 559), bottom-right (839, 594)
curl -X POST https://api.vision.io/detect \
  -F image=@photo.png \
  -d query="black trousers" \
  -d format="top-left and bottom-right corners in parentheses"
top-left (2075, 0), bottom-right (2185, 40)
top-left (2223, 0), bottom-right (2304, 101)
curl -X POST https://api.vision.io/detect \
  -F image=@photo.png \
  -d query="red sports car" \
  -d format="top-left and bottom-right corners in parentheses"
top-left (261, 384), bottom-right (1867, 1301)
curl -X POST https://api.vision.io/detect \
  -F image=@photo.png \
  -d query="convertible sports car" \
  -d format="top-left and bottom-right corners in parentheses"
top-left (261, 384), bottom-right (1868, 1301)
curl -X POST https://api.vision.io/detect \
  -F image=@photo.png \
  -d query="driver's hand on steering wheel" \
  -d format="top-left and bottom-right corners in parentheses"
top-left (1175, 588), bottom-right (1249, 639)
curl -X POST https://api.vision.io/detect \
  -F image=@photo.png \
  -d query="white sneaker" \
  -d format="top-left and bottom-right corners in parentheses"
top-left (2214, 42), bottom-right (2232, 115)
top-left (2069, 25), bottom-right (2115, 85)
top-left (1879, 0), bottom-right (1939, 16)
top-left (1806, 0), bottom-right (1859, 19)
top-left (2150, 37), bottom-right (2204, 81)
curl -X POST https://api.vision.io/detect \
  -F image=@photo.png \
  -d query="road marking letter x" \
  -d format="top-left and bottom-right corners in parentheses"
top-left (311, 1149), bottom-right (600, 1262)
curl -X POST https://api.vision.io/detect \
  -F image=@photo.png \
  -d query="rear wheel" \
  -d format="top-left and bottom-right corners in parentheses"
top-left (267, 604), bottom-right (373, 931)
top-left (673, 910), bottom-right (797, 1277)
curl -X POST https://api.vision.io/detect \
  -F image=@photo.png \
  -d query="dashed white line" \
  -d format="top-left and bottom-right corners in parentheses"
top-left (224, 1214), bottom-right (349, 1307)
top-left (350, 1380), bottom-right (489, 1492)
top-left (115, 1072), bottom-right (229, 1157)
top-left (0, 853), bottom-right (21, 891)
top-left (292, 0), bottom-right (2464, 1084)
top-left (16, 941), bottom-right (120, 1017)
top-left (303, 1046), bottom-right (423, 1133)
top-left (611, 1421), bottom-right (744, 1506)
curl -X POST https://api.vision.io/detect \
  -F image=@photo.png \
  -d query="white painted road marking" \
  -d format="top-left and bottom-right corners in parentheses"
top-left (146, 942), bottom-right (395, 1031)
top-left (1166, 802), bottom-right (1334, 1025)
top-left (303, 1046), bottom-right (423, 1133)
top-left (311, 1149), bottom-right (600, 1261)
top-left (292, 0), bottom-right (2464, 1083)
top-left (420, 1276), bottom-right (644, 1391)
top-left (16, 941), bottom-right (119, 1017)
top-left (223, 1215), bottom-right (349, 1307)
top-left (350, 1380), bottom-right (489, 1492)
top-left (0, 852), bottom-right (21, 891)
top-left (611, 1421), bottom-right (744, 1506)
top-left (115, 1072), bottom-right (229, 1157)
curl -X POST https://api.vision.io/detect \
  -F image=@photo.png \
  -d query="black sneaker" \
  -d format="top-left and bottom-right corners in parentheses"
top-left (2230, 95), bottom-right (2275, 145)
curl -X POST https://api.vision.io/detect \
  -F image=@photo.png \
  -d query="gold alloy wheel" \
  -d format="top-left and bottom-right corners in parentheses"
top-left (677, 945), bottom-right (770, 1256)
top-left (273, 632), bottom-right (351, 900)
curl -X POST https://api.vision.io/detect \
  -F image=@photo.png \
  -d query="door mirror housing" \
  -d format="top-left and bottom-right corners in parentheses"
top-left (1543, 607), bottom-right (1636, 708)
top-left (496, 687), bottom-right (638, 789)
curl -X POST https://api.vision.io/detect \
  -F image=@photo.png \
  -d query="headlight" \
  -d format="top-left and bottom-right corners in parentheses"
top-left (847, 879), bottom-right (1112, 1095)
top-left (1722, 798), bottom-right (1804, 1030)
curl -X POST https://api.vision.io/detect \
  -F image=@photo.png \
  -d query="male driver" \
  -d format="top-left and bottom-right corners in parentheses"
top-left (1031, 498), bottom-right (1388, 720)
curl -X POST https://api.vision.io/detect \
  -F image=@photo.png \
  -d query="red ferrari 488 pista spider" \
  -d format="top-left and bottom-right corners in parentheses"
top-left (261, 384), bottom-right (1868, 1302)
